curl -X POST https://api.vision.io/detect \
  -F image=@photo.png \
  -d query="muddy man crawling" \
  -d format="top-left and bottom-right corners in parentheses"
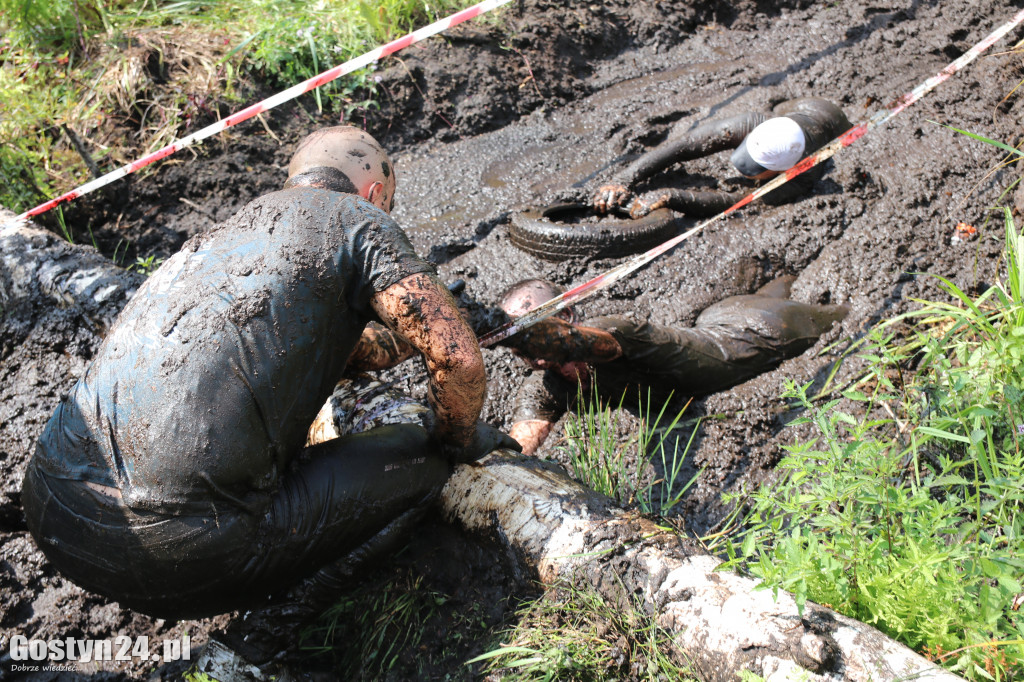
top-left (593, 97), bottom-right (851, 219)
top-left (498, 277), bottom-right (848, 454)
top-left (22, 127), bottom-right (517, 643)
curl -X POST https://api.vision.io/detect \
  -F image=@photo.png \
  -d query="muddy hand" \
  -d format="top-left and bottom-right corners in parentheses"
top-left (592, 184), bottom-right (632, 213)
top-left (629, 191), bottom-right (670, 218)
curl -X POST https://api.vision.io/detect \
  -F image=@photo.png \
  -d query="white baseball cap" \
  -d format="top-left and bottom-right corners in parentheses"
top-left (730, 117), bottom-right (807, 177)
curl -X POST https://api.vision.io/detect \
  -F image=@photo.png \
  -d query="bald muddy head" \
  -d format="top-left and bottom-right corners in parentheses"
top-left (498, 278), bottom-right (577, 324)
top-left (286, 126), bottom-right (397, 213)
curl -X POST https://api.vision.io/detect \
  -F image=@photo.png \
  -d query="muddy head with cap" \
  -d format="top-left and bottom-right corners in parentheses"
top-left (730, 117), bottom-right (807, 178)
top-left (286, 126), bottom-right (397, 212)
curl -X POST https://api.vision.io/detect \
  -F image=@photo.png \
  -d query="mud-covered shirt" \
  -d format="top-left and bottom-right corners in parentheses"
top-left (33, 188), bottom-right (434, 513)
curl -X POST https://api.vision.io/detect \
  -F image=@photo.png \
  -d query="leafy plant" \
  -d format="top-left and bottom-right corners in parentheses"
top-left (559, 381), bottom-right (698, 515)
top-left (722, 208), bottom-right (1024, 681)
top-left (128, 253), bottom-right (163, 275)
top-left (182, 671), bottom-right (218, 682)
top-left (468, 580), bottom-right (695, 682)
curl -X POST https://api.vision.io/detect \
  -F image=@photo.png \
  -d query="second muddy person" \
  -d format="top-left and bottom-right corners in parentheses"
top-left (593, 97), bottom-right (851, 218)
top-left (497, 276), bottom-right (848, 455)
top-left (19, 126), bottom-right (518, 662)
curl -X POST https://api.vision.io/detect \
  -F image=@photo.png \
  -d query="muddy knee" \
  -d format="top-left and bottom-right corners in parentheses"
top-left (795, 303), bottom-right (849, 336)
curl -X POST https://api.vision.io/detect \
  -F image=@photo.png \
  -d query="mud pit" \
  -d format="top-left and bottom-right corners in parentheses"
top-left (3, 0), bottom-right (1024, 679)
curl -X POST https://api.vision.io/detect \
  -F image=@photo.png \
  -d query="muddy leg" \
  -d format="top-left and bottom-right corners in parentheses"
top-left (223, 498), bottom-right (434, 666)
top-left (697, 294), bottom-right (848, 350)
top-left (219, 423), bottom-right (448, 664)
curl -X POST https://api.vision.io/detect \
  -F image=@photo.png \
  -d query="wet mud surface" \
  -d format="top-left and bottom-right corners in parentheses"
top-left (3, 0), bottom-right (1024, 679)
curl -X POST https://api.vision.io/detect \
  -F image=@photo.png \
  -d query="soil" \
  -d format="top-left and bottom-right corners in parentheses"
top-left (3, 0), bottom-right (1024, 679)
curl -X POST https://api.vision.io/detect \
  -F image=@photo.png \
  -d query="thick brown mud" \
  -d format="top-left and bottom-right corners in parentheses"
top-left (3, 0), bottom-right (1024, 679)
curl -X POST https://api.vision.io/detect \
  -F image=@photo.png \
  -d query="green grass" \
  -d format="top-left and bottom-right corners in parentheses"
top-left (0, 0), bottom-right (493, 215)
top-left (182, 672), bottom-right (218, 682)
top-left (559, 381), bottom-right (699, 516)
top-left (721, 207), bottom-right (1024, 681)
top-left (467, 580), bottom-right (695, 682)
top-left (298, 566), bottom-right (491, 680)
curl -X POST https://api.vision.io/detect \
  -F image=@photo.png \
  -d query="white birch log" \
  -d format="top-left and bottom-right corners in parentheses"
top-left (0, 208), bottom-right (142, 333)
top-left (441, 451), bottom-right (963, 682)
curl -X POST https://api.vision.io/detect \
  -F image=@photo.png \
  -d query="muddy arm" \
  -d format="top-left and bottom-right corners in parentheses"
top-left (631, 169), bottom-right (821, 217)
top-left (609, 111), bottom-right (765, 189)
top-left (507, 370), bottom-right (573, 455)
top-left (346, 323), bottom-right (417, 372)
top-left (501, 317), bottom-right (622, 365)
top-left (631, 188), bottom-right (747, 218)
top-left (372, 272), bottom-right (486, 448)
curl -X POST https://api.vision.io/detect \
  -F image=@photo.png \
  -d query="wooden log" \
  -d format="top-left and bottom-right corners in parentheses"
top-left (0, 208), bottom-right (142, 334)
top-left (441, 451), bottom-right (963, 682)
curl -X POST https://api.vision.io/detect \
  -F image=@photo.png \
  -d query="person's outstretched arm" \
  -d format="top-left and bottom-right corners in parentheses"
top-left (502, 317), bottom-right (622, 364)
top-left (372, 272), bottom-right (486, 449)
top-left (507, 370), bottom-right (572, 456)
top-left (593, 111), bottom-right (764, 213)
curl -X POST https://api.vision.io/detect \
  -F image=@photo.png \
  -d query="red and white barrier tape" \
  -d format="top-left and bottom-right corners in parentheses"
top-left (5, 0), bottom-right (513, 229)
top-left (478, 6), bottom-right (1024, 348)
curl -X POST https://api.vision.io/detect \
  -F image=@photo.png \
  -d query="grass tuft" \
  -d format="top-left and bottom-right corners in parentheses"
top-left (468, 580), bottom-right (695, 682)
top-left (299, 566), bottom-right (492, 680)
top-left (560, 381), bottom-right (698, 516)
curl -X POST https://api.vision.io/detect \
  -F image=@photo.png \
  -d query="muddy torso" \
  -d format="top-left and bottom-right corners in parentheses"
top-left (32, 188), bottom-right (433, 512)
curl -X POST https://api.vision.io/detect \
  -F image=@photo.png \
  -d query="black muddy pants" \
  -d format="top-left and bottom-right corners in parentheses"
top-left (22, 385), bottom-right (448, 620)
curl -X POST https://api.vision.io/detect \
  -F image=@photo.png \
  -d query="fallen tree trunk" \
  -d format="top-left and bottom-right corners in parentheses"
top-left (0, 209), bottom-right (143, 334)
top-left (441, 451), bottom-right (962, 682)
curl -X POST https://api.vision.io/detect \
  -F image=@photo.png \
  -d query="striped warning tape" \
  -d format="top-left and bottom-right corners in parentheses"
top-left (5, 0), bottom-right (513, 228)
top-left (478, 6), bottom-right (1024, 348)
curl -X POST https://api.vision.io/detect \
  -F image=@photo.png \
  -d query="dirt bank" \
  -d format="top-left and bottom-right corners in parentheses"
top-left (2, 0), bottom-right (1023, 679)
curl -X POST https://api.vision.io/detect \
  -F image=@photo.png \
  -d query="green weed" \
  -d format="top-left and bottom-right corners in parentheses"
top-left (128, 253), bottom-right (163, 275)
top-left (560, 381), bottom-right (698, 516)
top-left (468, 580), bottom-right (695, 682)
top-left (722, 209), bottom-right (1024, 681)
top-left (182, 671), bottom-right (218, 682)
